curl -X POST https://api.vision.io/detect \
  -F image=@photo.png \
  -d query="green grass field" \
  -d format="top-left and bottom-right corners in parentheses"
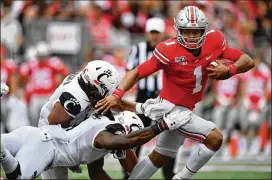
top-left (2, 165), bottom-right (271, 179)
top-left (68, 166), bottom-right (272, 179)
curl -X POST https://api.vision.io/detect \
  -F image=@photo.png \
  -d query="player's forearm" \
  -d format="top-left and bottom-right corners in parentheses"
top-left (118, 69), bottom-right (140, 92)
top-left (119, 127), bottom-right (159, 149)
top-left (117, 100), bottom-right (137, 112)
top-left (105, 127), bottom-right (158, 150)
top-left (234, 54), bottom-right (255, 74)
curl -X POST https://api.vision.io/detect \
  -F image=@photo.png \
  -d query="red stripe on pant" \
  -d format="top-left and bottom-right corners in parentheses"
top-left (175, 129), bottom-right (205, 142)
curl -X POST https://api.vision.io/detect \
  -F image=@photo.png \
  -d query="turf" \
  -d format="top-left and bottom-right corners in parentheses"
top-left (69, 167), bottom-right (272, 179)
top-left (1, 165), bottom-right (271, 179)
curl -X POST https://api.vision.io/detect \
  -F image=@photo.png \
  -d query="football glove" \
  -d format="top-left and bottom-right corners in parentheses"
top-left (135, 98), bottom-right (157, 114)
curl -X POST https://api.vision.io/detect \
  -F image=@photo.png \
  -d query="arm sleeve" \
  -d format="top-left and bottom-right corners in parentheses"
top-left (137, 56), bottom-right (164, 78)
top-left (216, 30), bottom-right (245, 62)
top-left (220, 46), bottom-right (245, 62)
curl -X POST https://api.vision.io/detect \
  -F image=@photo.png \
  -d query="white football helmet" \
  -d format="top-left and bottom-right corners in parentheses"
top-left (174, 6), bottom-right (208, 49)
top-left (114, 111), bottom-right (144, 134)
top-left (82, 60), bottom-right (120, 97)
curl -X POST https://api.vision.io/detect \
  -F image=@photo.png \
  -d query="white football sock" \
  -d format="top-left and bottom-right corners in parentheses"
top-left (129, 156), bottom-right (159, 179)
top-left (173, 144), bottom-right (215, 179)
top-left (1, 147), bottom-right (18, 174)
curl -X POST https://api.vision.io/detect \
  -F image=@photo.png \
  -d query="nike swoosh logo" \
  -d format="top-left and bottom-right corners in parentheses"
top-left (206, 55), bottom-right (212, 60)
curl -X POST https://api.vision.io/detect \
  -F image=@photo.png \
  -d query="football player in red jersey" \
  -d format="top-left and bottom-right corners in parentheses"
top-left (96, 6), bottom-right (255, 179)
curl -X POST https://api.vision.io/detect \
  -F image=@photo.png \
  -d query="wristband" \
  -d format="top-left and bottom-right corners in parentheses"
top-left (151, 123), bottom-right (163, 135)
top-left (112, 88), bottom-right (125, 99)
top-left (227, 64), bottom-right (237, 77)
top-left (135, 103), bottom-right (144, 114)
top-left (151, 120), bottom-right (168, 135)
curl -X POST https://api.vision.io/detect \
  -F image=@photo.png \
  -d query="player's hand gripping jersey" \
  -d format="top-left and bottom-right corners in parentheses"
top-left (138, 29), bottom-right (244, 110)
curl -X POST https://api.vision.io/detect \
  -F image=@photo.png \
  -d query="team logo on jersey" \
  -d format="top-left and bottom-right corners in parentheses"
top-left (60, 92), bottom-right (81, 117)
top-left (175, 56), bottom-right (187, 65)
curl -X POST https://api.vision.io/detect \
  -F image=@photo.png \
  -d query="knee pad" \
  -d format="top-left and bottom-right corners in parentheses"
top-left (154, 131), bottom-right (185, 158)
top-left (154, 144), bottom-right (178, 158)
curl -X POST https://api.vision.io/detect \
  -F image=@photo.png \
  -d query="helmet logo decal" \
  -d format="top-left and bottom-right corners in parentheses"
top-left (97, 69), bottom-right (113, 96)
top-left (97, 69), bottom-right (113, 82)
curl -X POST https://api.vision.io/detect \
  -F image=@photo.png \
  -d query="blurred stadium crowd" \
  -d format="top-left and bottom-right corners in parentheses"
top-left (1, 0), bottom-right (271, 162)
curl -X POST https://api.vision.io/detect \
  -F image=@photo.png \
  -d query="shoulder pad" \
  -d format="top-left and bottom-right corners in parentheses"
top-left (153, 39), bottom-right (177, 65)
top-left (207, 29), bottom-right (226, 51)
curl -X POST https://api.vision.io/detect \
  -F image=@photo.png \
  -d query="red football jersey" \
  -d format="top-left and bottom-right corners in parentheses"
top-left (215, 75), bottom-right (241, 106)
top-left (1, 60), bottom-right (17, 84)
top-left (138, 29), bottom-right (244, 110)
top-left (241, 66), bottom-right (269, 109)
top-left (19, 57), bottom-right (69, 96)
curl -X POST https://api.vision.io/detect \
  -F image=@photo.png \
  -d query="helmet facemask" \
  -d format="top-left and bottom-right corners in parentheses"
top-left (176, 26), bottom-right (207, 49)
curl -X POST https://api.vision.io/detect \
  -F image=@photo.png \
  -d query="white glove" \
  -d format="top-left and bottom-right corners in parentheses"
top-left (1, 82), bottom-right (9, 99)
top-left (135, 98), bottom-right (157, 114)
top-left (144, 100), bottom-right (175, 121)
top-left (162, 109), bottom-right (191, 130)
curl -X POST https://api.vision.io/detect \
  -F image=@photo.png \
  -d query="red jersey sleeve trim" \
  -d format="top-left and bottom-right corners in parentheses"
top-left (153, 48), bottom-right (169, 65)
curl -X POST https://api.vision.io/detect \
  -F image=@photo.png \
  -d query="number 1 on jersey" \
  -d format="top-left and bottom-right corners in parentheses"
top-left (193, 65), bottom-right (202, 93)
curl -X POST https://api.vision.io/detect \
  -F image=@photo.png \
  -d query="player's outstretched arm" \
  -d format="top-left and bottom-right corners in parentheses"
top-left (96, 56), bottom-right (164, 114)
top-left (94, 123), bottom-right (166, 151)
top-left (111, 100), bottom-right (137, 113)
top-left (95, 69), bottom-right (140, 114)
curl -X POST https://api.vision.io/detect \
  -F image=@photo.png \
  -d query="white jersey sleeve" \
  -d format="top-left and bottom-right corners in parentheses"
top-left (59, 77), bottom-right (89, 118)
top-left (38, 73), bottom-right (90, 127)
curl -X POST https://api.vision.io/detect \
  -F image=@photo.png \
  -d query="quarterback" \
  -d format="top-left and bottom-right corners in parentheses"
top-left (96, 6), bottom-right (255, 179)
